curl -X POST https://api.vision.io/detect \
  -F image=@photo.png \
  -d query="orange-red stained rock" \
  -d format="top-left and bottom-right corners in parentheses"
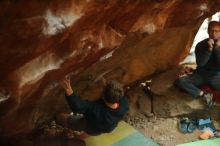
top-left (0, 0), bottom-right (220, 141)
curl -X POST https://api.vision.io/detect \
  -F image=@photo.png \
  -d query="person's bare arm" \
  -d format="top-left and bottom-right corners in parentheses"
top-left (208, 39), bottom-right (214, 51)
top-left (59, 76), bottom-right (94, 114)
top-left (60, 76), bottom-right (73, 96)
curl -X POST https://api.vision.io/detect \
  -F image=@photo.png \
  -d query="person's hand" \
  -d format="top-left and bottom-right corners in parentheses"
top-left (208, 39), bottom-right (214, 51)
top-left (214, 39), bottom-right (220, 49)
top-left (60, 76), bottom-right (73, 96)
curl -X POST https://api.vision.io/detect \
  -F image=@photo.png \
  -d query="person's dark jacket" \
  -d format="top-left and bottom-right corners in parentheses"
top-left (195, 38), bottom-right (220, 76)
top-left (65, 92), bottom-right (129, 135)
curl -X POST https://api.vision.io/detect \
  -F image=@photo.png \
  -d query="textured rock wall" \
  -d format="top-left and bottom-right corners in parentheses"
top-left (0, 0), bottom-right (220, 140)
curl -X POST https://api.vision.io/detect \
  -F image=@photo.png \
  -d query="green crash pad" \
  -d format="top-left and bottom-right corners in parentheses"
top-left (85, 121), bottom-right (159, 146)
top-left (176, 138), bottom-right (220, 146)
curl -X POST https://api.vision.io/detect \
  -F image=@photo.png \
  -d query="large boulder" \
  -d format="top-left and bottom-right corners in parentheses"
top-left (1, 0), bottom-right (220, 142)
top-left (126, 85), bottom-right (152, 117)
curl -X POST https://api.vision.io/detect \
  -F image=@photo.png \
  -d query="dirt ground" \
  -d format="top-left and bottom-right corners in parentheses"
top-left (125, 114), bottom-right (220, 146)
top-left (31, 113), bottom-right (220, 146)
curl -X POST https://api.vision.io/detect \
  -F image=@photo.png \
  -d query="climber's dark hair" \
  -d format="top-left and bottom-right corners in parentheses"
top-left (103, 80), bottom-right (124, 103)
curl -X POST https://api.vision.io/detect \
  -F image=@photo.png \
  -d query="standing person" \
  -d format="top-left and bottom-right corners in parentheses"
top-left (57, 77), bottom-right (129, 137)
top-left (176, 21), bottom-right (220, 107)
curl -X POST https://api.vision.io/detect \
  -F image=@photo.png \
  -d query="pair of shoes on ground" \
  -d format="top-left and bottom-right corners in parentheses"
top-left (179, 118), bottom-right (197, 134)
top-left (202, 92), bottom-right (215, 108)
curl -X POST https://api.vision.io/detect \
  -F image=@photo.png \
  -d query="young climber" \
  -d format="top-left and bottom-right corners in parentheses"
top-left (57, 77), bottom-right (129, 137)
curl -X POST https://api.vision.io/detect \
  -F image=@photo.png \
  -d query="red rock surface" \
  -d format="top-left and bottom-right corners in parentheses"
top-left (0, 0), bottom-right (220, 143)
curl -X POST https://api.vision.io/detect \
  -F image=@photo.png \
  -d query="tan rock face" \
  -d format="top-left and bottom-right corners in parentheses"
top-left (0, 0), bottom-right (220, 140)
top-left (150, 67), bottom-right (182, 95)
top-left (153, 86), bottom-right (220, 119)
top-left (126, 85), bottom-right (152, 117)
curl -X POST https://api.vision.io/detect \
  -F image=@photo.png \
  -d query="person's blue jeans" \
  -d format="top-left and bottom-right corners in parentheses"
top-left (175, 72), bottom-right (220, 98)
